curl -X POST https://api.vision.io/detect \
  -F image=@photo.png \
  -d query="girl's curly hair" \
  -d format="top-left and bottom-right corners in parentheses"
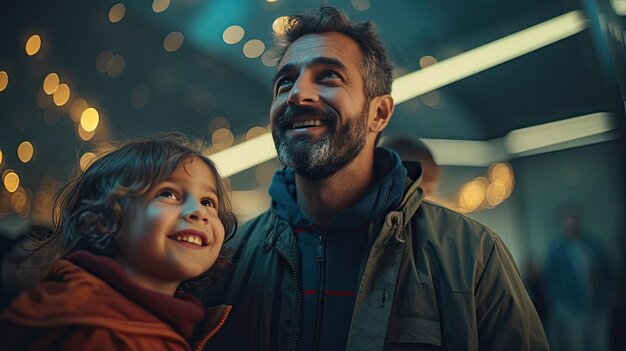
top-left (29, 132), bottom-right (237, 289)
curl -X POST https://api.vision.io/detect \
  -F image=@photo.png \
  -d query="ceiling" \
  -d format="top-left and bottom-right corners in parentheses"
top-left (0, 0), bottom-right (625, 219)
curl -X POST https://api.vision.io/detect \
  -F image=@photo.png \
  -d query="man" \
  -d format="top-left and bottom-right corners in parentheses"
top-left (203, 6), bottom-right (548, 350)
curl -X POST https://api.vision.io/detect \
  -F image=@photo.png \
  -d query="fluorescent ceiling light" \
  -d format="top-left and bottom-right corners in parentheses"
top-left (210, 10), bottom-right (592, 176)
top-left (611, 0), bottom-right (626, 16)
top-left (504, 112), bottom-right (615, 154)
top-left (207, 133), bottom-right (276, 177)
top-left (392, 10), bottom-right (588, 104)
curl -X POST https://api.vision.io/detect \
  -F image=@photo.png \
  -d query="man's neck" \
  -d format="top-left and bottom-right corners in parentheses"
top-left (295, 152), bottom-right (375, 224)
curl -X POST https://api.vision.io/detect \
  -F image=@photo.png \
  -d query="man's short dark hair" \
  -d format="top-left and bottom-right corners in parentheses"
top-left (275, 6), bottom-right (393, 101)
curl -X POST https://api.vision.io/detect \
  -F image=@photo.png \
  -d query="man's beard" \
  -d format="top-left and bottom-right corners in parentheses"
top-left (272, 103), bottom-right (368, 180)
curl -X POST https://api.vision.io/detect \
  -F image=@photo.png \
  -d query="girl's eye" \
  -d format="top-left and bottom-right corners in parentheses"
top-left (157, 190), bottom-right (178, 200)
top-left (201, 199), bottom-right (216, 208)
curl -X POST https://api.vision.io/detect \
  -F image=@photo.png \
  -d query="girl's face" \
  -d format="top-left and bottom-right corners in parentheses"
top-left (117, 156), bottom-right (226, 295)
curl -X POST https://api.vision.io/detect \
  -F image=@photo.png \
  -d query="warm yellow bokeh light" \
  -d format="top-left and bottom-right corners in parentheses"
top-left (109, 3), bottom-right (126, 23)
top-left (243, 39), bottom-right (265, 58)
top-left (3, 171), bottom-right (20, 193)
top-left (458, 177), bottom-right (488, 212)
top-left (0, 149), bottom-right (3, 166)
top-left (11, 188), bottom-right (28, 213)
top-left (223, 25), bottom-right (245, 44)
top-left (80, 152), bottom-right (97, 171)
top-left (490, 162), bottom-right (511, 183)
top-left (419, 55), bottom-right (438, 68)
top-left (212, 128), bottom-right (234, 147)
top-left (486, 181), bottom-right (507, 206)
top-left (53, 83), bottom-right (71, 106)
top-left (272, 16), bottom-right (289, 34)
top-left (261, 50), bottom-right (278, 67)
top-left (152, 0), bottom-right (170, 13)
top-left (78, 124), bottom-right (96, 141)
top-left (0, 71), bottom-right (8, 92)
top-left (80, 107), bottom-right (100, 132)
top-left (164, 31), bottom-right (184, 52)
top-left (25, 35), bottom-right (42, 56)
top-left (43, 73), bottom-right (60, 95)
top-left (17, 141), bottom-right (34, 163)
top-left (266, 0), bottom-right (279, 3)
top-left (246, 126), bottom-right (267, 140)
top-left (70, 98), bottom-right (89, 122)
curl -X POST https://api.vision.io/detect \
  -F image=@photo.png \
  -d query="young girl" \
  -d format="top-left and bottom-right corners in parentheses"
top-left (0, 133), bottom-right (237, 350)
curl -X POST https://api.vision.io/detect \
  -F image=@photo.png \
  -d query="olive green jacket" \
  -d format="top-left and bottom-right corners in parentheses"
top-left (204, 176), bottom-right (549, 350)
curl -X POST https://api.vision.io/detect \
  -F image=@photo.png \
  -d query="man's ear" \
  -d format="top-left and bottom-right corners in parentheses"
top-left (368, 94), bottom-right (394, 133)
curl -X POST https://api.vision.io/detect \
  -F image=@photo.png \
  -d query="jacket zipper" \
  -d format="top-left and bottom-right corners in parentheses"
top-left (273, 230), bottom-right (303, 351)
top-left (312, 232), bottom-right (326, 351)
top-left (193, 305), bottom-right (232, 351)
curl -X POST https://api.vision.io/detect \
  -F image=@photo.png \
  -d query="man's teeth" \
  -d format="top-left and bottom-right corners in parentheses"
top-left (174, 235), bottom-right (203, 246)
top-left (292, 120), bottom-right (323, 129)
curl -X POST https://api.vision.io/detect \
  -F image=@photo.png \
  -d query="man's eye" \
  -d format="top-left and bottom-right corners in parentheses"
top-left (157, 190), bottom-right (178, 200)
top-left (319, 70), bottom-right (340, 80)
top-left (201, 199), bottom-right (217, 208)
top-left (276, 77), bottom-right (294, 90)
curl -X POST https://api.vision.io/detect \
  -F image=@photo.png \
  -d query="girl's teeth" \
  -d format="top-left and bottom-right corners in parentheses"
top-left (174, 235), bottom-right (202, 246)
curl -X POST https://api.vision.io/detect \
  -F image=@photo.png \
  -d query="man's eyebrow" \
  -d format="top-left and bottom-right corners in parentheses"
top-left (271, 57), bottom-right (348, 87)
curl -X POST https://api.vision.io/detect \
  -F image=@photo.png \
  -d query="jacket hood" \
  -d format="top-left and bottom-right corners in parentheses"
top-left (268, 148), bottom-right (407, 229)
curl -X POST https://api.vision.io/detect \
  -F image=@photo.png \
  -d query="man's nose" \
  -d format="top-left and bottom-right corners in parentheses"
top-left (288, 74), bottom-right (319, 106)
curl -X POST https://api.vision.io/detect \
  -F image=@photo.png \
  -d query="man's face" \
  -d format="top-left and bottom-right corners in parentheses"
top-left (270, 32), bottom-right (370, 180)
top-left (117, 157), bottom-right (225, 293)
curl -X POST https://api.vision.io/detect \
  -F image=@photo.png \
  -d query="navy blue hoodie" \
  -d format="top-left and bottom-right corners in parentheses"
top-left (268, 148), bottom-right (407, 351)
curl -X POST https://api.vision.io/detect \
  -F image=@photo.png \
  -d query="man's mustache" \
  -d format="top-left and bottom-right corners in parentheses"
top-left (276, 105), bottom-right (338, 130)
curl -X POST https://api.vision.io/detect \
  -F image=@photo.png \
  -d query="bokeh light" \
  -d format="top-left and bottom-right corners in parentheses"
top-left (458, 177), bottom-right (488, 212)
top-left (0, 148), bottom-right (3, 166)
top-left (53, 83), bottom-right (71, 106)
top-left (11, 187), bottom-right (28, 214)
top-left (0, 71), bottom-right (8, 92)
top-left (272, 16), bottom-right (289, 34)
top-left (43, 73), bottom-right (60, 95)
top-left (78, 124), bottom-right (96, 141)
top-left (152, 0), bottom-right (170, 13)
top-left (351, 0), bottom-right (371, 11)
top-left (246, 126), bottom-right (267, 140)
top-left (3, 170), bottom-right (20, 193)
top-left (106, 54), bottom-right (125, 77)
top-left (212, 128), bottom-right (234, 147)
top-left (131, 84), bottom-right (151, 108)
top-left (109, 3), bottom-right (125, 23)
top-left (80, 107), bottom-right (99, 132)
top-left (25, 34), bottom-right (42, 56)
top-left (36, 89), bottom-right (52, 108)
top-left (223, 25), bottom-right (245, 44)
top-left (70, 98), bottom-right (89, 122)
top-left (261, 49), bottom-right (279, 67)
top-left (164, 31), bottom-right (184, 52)
top-left (17, 141), bottom-right (34, 163)
top-left (243, 39), bottom-right (265, 58)
top-left (208, 116), bottom-right (231, 133)
top-left (419, 55), bottom-right (438, 68)
top-left (96, 50), bottom-right (113, 73)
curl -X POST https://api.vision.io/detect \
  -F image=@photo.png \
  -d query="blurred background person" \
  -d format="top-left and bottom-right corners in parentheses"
top-left (380, 135), bottom-right (441, 197)
top-left (544, 202), bottom-right (613, 351)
